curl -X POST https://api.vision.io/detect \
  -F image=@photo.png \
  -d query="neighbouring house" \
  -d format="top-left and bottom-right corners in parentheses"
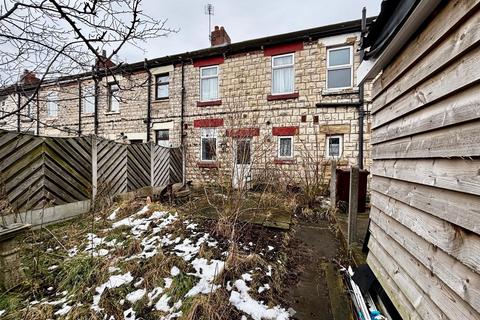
top-left (0, 18), bottom-right (374, 186)
top-left (358, 0), bottom-right (480, 319)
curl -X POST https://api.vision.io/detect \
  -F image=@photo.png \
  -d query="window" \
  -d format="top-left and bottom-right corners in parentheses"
top-left (46, 92), bottom-right (58, 117)
top-left (272, 53), bottom-right (294, 94)
top-left (326, 135), bottom-right (343, 158)
top-left (25, 93), bottom-right (35, 118)
top-left (200, 66), bottom-right (219, 101)
top-left (200, 128), bottom-right (217, 161)
top-left (0, 98), bottom-right (6, 114)
top-left (155, 129), bottom-right (170, 147)
top-left (108, 83), bottom-right (120, 112)
top-left (155, 74), bottom-right (169, 99)
top-left (327, 46), bottom-right (353, 90)
top-left (278, 136), bottom-right (293, 158)
top-left (83, 85), bottom-right (95, 113)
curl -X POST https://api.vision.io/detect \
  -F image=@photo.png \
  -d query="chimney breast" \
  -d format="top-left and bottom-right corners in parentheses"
top-left (211, 25), bottom-right (231, 47)
top-left (96, 50), bottom-right (116, 69)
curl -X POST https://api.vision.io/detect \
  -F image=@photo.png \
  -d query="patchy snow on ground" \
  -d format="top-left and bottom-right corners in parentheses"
top-left (229, 279), bottom-right (290, 320)
top-left (92, 272), bottom-right (134, 311)
top-left (12, 203), bottom-right (291, 320)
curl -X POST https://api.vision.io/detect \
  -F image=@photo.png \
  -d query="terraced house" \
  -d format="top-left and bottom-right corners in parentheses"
top-left (0, 18), bottom-right (373, 185)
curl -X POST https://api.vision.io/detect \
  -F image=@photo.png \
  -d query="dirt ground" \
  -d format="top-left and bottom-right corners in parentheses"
top-left (284, 221), bottom-right (341, 320)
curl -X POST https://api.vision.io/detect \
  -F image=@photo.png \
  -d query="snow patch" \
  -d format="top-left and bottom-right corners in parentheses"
top-left (229, 279), bottom-right (290, 320)
top-left (92, 272), bottom-right (134, 311)
top-left (186, 258), bottom-right (224, 297)
top-left (126, 289), bottom-right (146, 304)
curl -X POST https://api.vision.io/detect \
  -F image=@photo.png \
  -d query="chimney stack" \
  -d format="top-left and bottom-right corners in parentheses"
top-left (19, 69), bottom-right (40, 85)
top-left (211, 26), bottom-right (231, 47)
top-left (95, 50), bottom-right (116, 69)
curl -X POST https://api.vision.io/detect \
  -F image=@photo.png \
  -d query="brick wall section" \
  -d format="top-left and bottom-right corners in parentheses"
top-left (1, 32), bottom-right (372, 185)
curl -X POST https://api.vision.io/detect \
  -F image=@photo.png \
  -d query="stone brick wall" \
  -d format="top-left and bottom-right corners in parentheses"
top-left (1, 30), bottom-right (372, 186)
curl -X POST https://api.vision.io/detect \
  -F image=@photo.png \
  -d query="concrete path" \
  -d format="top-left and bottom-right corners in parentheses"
top-left (285, 221), bottom-right (341, 320)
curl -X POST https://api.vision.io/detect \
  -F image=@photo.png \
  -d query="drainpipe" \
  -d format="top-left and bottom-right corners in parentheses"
top-left (78, 80), bottom-right (82, 136)
top-left (93, 68), bottom-right (99, 135)
top-left (36, 92), bottom-right (40, 135)
top-left (180, 60), bottom-right (186, 185)
top-left (16, 88), bottom-right (20, 133)
top-left (145, 59), bottom-right (152, 142)
top-left (358, 7), bottom-right (367, 170)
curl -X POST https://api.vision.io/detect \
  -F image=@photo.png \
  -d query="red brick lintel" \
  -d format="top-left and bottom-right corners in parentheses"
top-left (267, 92), bottom-right (299, 101)
top-left (197, 100), bottom-right (222, 107)
top-left (197, 161), bottom-right (219, 168)
top-left (193, 56), bottom-right (225, 68)
top-left (193, 118), bottom-right (224, 128)
top-left (272, 126), bottom-right (299, 136)
top-left (264, 42), bottom-right (304, 56)
top-left (226, 128), bottom-right (260, 138)
top-left (274, 159), bottom-right (296, 165)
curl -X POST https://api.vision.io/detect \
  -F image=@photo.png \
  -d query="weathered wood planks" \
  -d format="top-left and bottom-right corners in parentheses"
top-left (367, 2), bottom-right (480, 318)
top-left (0, 129), bottom-right (183, 213)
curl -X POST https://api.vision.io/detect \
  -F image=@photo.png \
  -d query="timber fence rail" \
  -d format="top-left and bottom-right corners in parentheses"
top-left (0, 129), bottom-right (183, 216)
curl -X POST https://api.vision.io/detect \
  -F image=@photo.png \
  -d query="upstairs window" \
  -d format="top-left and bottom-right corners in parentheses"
top-left (200, 128), bottom-right (217, 161)
top-left (155, 74), bottom-right (169, 99)
top-left (200, 66), bottom-right (218, 101)
top-left (83, 84), bottom-right (95, 114)
top-left (46, 92), bottom-right (58, 117)
top-left (272, 53), bottom-right (294, 94)
top-left (326, 135), bottom-right (343, 158)
top-left (278, 136), bottom-right (294, 158)
top-left (25, 93), bottom-right (35, 118)
top-left (327, 46), bottom-right (353, 90)
top-left (0, 98), bottom-right (6, 114)
top-left (108, 83), bottom-right (120, 112)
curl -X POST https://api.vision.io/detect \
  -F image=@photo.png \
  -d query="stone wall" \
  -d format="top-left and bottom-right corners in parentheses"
top-left (1, 31), bottom-right (372, 186)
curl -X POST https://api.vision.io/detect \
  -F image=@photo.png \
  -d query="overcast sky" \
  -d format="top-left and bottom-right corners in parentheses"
top-left (119, 0), bottom-right (383, 63)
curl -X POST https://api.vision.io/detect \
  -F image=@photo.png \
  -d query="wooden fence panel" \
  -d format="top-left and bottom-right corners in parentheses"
top-left (152, 145), bottom-right (170, 187)
top-left (126, 143), bottom-right (151, 191)
top-left (43, 136), bottom-right (92, 204)
top-left (1, 129), bottom-right (183, 214)
top-left (0, 131), bottom-right (45, 211)
top-left (97, 138), bottom-right (127, 196)
top-left (170, 148), bottom-right (183, 183)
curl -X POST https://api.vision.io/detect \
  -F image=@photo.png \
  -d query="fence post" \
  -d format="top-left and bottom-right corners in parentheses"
top-left (330, 160), bottom-right (337, 209)
top-left (150, 141), bottom-right (155, 187)
top-left (91, 135), bottom-right (98, 203)
top-left (348, 166), bottom-right (359, 246)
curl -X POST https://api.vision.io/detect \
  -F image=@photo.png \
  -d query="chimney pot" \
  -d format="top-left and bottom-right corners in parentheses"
top-left (211, 25), bottom-right (231, 47)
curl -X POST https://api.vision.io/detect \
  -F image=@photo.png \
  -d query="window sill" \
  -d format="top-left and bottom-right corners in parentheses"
top-left (267, 92), bottom-right (299, 101)
top-left (322, 88), bottom-right (359, 96)
top-left (82, 113), bottom-right (95, 117)
top-left (45, 117), bottom-right (58, 121)
top-left (274, 158), bottom-right (296, 165)
top-left (106, 111), bottom-right (120, 115)
top-left (20, 119), bottom-right (33, 123)
top-left (197, 161), bottom-right (219, 168)
top-left (197, 100), bottom-right (222, 107)
top-left (155, 97), bottom-right (169, 101)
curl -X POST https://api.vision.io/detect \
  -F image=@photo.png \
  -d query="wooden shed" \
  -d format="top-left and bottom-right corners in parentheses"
top-left (358, 0), bottom-right (480, 319)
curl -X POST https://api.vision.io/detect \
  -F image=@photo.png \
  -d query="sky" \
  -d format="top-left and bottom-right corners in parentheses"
top-left (119, 0), bottom-right (383, 63)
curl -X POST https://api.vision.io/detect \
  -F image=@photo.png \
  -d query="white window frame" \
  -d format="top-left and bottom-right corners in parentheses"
top-left (46, 92), bottom-right (58, 117)
top-left (155, 129), bottom-right (170, 147)
top-left (83, 84), bottom-right (95, 114)
top-left (271, 53), bottom-right (295, 95)
top-left (326, 135), bottom-right (343, 158)
top-left (108, 82), bottom-right (120, 112)
top-left (200, 66), bottom-right (219, 101)
top-left (326, 46), bottom-right (353, 90)
top-left (277, 136), bottom-right (294, 159)
top-left (155, 74), bottom-right (169, 100)
top-left (200, 128), bottom-right (217, 161)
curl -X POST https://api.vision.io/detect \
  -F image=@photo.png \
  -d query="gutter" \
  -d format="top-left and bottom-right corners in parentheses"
top-left (357, 0), bottom-right (442, 84)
